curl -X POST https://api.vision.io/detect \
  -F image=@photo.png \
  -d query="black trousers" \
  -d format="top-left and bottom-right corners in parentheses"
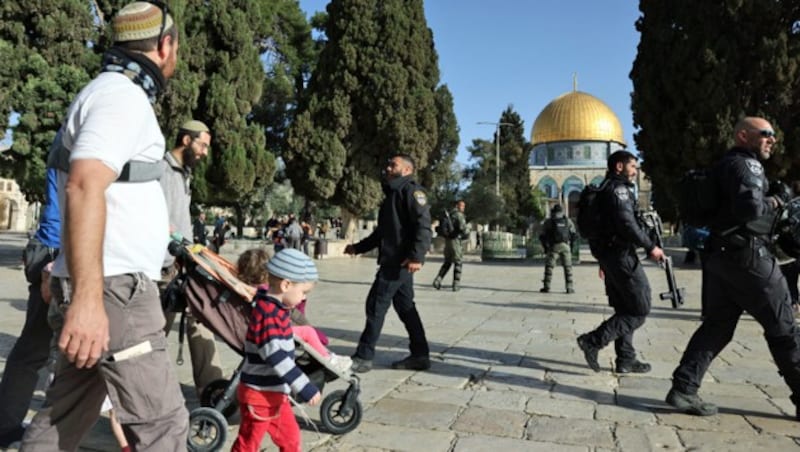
top-left (355, 266), bottom-right (429, 361)
top-left (584, 248), bottom-right (651, 363)
top-left (0, 238), bottom-right (57, 434)
top-left (672, 248), bottom-right (800, 401)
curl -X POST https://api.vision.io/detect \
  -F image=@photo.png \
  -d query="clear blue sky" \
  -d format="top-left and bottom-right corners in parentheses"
top-left (297, 0), bottom-right (642, 164)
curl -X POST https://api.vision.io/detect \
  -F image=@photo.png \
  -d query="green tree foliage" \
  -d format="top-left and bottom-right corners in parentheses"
top-left (418, 84), bottom-right (461, 211)
top-left (3, 1), bottom-right (316, 236)
top-left (497, 108), bottom-right (536, 232)
top-left (465, 106), bottom-right (535, 232)
top-left (631, 0), bottom-right (800, 218)
top-left (285, 0), bottom-right (442, 216)
top-left (0, 1), bottom-right (98, 201)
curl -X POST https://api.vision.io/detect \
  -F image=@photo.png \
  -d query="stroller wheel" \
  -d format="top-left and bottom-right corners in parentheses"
top-left (187, 407), bottom-right (228, 452)
top-left (320, 389), bottom-right (362, 435)
top-left (200, 379), bottom-right (239, 419)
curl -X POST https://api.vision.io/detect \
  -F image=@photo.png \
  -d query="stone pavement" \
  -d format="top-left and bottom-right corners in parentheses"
top-left (1, 231), bottom-right (799, 451)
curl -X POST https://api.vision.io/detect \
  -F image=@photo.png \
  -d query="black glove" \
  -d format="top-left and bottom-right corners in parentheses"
top-left (768, 180), bottom-right (792, 204)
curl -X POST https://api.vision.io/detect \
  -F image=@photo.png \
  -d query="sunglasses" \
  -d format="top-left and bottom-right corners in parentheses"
top-left (142, 0), bottom-right (169, 45)
top-left (754, 129), bottom-right (776, 138)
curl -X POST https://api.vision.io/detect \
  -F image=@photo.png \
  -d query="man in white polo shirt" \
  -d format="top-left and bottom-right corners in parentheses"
top-left (22, 2), bottom-right (188, 450)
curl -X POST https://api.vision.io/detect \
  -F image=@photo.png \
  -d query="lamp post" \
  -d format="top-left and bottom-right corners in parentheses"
top-left (477, 121), bottom-right (513, 197)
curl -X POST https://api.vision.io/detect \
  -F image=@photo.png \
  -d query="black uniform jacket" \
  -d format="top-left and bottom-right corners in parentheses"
top-left (598, 173), bottom-right (654, 254)
top-left (353, 175), bottom-right (432, 268)
top-left (711, 146), bottom-right (777, 239)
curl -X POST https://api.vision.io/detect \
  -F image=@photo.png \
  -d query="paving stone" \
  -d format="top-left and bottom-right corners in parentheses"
top-left (482, 364), bottom-right (549, 392)
top-left (453, 433), bottom-right (589, 451)
top-left (469, 389), bottom-right (529, 411)
top-left (390, 385), bottom-right (475, 407)
top-left (364, 397), bottom-right (461, 431)
top-left (451, 406), bottom-right (529, 438)
top-left (656, 412), bottom-right (757, 433)
top-left (323, 421), bottom-right (454, 452)
top-left (677, 430), bottom-right (800, 451)
top-left (525, 394), bottom-right (595, 419)
top-left (524, 416), bottom-right (615, 448)
top-left (596, 403), bottom-right (658, 425)
top-left (743, 413), bottom-right (799, 436)
top-left (615, 425), bottom-right (682, 450)
top-left (710, 365), bottom-right (786, 386)
top-left (550, 383), bottom-right (616, 405)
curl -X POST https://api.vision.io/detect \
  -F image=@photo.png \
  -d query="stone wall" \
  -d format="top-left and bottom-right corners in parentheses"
top-left (0, 178), bottom-right (34, 232)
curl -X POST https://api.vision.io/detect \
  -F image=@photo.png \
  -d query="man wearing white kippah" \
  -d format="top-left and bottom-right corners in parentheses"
top-left (160, 119), bottom-right (224, 398)
top-left (22, 2), bottom-right (188, 450)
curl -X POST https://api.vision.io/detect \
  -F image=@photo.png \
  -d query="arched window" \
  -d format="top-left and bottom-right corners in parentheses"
top-left (562, 176), bottom-right (584, 199)
top-left (589, 175), bottom-right (604, 187)
top-left (537, 176), bottom-right (559, 199)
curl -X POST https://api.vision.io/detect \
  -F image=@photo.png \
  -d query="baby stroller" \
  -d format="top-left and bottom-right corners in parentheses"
top-left (163, 242), bottom-right (363, 451)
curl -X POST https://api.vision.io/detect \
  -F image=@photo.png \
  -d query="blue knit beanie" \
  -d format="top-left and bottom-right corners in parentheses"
top-left (267, 249), bottom-right (319, 282)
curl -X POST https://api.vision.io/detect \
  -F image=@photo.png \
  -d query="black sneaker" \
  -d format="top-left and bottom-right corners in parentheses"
top-left (615, 359), bottom-right (651, 374)
top-left (665, 388), bottom-right (718, 416)
top-left (391, 355), bottom-right (431, 370)
top-left (452, 282), bottom-right (460, 292)
top-left (0, 425), bottom-right (25, 447)
top-left (350, 356), bottom-right (373, 373)
top-left (432, 277), bottom-right (442, 290)
top-left (539, 287), bottom-right (549, 293)
top-left (577, 334), bottom-right (600, 372)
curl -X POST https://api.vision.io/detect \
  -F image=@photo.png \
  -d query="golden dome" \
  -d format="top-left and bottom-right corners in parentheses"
top-left (531, 91), bottom-right (626, 146)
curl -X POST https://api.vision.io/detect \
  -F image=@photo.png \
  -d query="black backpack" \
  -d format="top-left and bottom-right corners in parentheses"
top-left (435, 210), bottom-right (456, 239)
top-left (576, 179), bottom-right (609, 240)
top-left (679, 168), bottom-right (718, 228)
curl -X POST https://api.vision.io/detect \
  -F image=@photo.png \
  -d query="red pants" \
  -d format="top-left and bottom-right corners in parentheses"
top-left (232, 386), bottom-right (301, 452)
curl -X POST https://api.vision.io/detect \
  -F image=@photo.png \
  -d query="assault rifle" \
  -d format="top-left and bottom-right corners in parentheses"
top-left (638, 209), bottom-right (685, 309)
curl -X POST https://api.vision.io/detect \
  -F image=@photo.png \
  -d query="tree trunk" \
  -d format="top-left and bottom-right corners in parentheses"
top-left (341, 210), bottom-right (359, 242)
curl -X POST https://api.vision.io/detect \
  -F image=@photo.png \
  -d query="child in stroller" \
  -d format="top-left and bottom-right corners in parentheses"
top-left (236, 248), bottom-right (352, 373)
top-left (165, 242), bottom-right (362, 452)
top-left (232, 248), bottom-right (321, 451)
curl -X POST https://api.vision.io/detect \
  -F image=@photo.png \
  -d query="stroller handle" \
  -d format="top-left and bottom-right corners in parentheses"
top-left (168, 239), bottom-right (192, 260)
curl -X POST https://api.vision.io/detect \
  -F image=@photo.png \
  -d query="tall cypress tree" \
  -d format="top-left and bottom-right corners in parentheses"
top-left (0, 0), bottom-right (98, 201)
top-left (631, 0), bottom-right (800, 218)
top-left (285, 0), bottom-right (442, 235)
top-left (418, 84), bottom-right (460, 212)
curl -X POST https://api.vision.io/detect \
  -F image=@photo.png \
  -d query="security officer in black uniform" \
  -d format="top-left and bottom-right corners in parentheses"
top-left (345, 153), bottom-right (433, 373)
top-left (539, 204), bottom-right (576, 293)
top-left (666, 117), bottom-right (800, 418)
top-left (577, 150), bottom-right (665, 373)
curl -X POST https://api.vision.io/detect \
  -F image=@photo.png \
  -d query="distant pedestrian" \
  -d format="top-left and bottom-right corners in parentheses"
top-left (432, 199), bottom-right (469, 292)
top-left (211, 218), bottom-right (231, 253)
top-left (285, 216), bottom-right (304, 251)
top-left (538, 204), bottom-right (576, 293)
top-left (0, 167), bottom-right (60, 447)
top-left (194, 211), bottom-right (208, 245)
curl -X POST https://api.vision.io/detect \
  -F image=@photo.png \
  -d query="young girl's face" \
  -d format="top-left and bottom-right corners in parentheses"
top-left (280, 280), bottom-right (315, 309)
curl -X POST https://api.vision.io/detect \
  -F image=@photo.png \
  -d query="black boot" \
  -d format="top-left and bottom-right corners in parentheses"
top-left (432, 276), bottom-right (442, 290)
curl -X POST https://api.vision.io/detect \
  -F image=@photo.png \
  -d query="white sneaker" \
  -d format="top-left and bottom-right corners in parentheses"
top-left (328, 353), bottom-right (353, 373)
